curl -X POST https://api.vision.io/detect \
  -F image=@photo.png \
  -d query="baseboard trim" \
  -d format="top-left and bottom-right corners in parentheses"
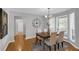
top-left (64, 39), bottom-right (79, 49)
top-left (4, 39), bottom-right (15, 51)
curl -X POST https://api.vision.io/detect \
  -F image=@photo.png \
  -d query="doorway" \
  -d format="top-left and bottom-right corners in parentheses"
top-left (15, 19), bottom-right (24, 35)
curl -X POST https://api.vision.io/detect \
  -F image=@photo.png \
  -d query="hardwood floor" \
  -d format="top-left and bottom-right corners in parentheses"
top-left (6, 37), bottom-right (79, 51)
top-left (64, 42), bottom-right (79, 51)
top-left (6, 38), bottom-right (35, 51)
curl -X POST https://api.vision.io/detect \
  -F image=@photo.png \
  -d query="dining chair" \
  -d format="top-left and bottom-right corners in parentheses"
top-left (44, 32), bottom-right (57, 51)
top-left (35, 29), bottom-right (42, 45)
top-left (36, 36), bottom-right (43, 45)
top-left (57, 31), bottom-right (64, 50)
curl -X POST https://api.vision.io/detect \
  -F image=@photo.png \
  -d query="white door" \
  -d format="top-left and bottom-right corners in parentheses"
top-left (15, 19), bottom-right (24, 34)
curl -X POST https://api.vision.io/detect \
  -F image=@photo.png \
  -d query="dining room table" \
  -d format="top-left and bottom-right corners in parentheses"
top-left (36, 32), bottom-right (50, 39)
top-left (36, 32), bottom-right (50, 50)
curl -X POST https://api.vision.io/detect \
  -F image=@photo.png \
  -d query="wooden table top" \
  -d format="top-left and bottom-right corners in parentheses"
top-left (36, 32), bottom-right (50, 38)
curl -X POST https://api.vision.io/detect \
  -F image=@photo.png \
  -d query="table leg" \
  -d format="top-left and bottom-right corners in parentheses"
top-left (42, 39), bottom-right (45, 51)
top-left (35, 36), bottom-right (38, 45)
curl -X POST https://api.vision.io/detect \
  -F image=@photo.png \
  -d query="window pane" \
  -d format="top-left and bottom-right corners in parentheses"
top-left (56, 17), bottom-right (59, 32)
top-left (69, 13), bottom-right (76, 42)
top-left (58, 16), bottom-right (68, 37)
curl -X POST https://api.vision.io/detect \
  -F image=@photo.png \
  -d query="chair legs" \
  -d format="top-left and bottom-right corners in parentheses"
top-left (48, 45), bottom-right (56, 51)
top-left (57, 43), bottom-right (60, 50)
top-left (44, 43), bottom-right (65, 51)
top-left (54, 45), bottom-right (56, 51)
top-left (48, 46), bottom-right (51, 51)
top-left (39, 40), bottom-right (42, 45)
top-left (57, 42), bottom-right (64, 50)
top-left (44, 43), bottom-right (57, 51)
top-left (61, 42), bottom-right (63, 48)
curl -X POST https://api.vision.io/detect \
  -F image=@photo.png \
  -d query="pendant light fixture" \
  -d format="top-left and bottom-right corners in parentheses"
top-left (47, 8), bottom-right (50, 35)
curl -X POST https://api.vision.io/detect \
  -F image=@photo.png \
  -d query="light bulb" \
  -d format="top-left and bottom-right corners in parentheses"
top-left (44, 15), bottom-right (47, 18)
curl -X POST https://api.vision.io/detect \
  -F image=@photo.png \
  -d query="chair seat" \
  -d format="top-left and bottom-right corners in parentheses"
top-left (57, 39), bottom-right (63, 43)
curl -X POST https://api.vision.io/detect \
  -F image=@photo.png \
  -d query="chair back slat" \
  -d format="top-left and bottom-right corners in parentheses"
top-left (58, 31), bottom-right (64, 42)
top-left (50, 32), bottom-right (57, 45)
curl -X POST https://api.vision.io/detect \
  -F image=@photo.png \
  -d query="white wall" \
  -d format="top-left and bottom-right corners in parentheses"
top-left (75, 9), bottom-right (79, 46)
top-left (13, 12), bottom-right (47, 39)
top-left (0, 9), bottom-right (14, 51)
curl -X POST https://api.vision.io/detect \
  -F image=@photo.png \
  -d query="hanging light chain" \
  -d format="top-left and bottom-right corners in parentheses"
top-left (48, 8), bottom-right (50, 19)
top-left (47, 8), bottom-right (50, 34)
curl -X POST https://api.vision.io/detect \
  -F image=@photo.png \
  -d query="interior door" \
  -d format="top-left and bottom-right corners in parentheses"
top-left (15, 19), bottom-right (24, 34)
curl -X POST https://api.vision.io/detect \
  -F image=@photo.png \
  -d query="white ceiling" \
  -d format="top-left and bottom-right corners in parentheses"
top-left (4, 8), bottom-right (70, 16)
